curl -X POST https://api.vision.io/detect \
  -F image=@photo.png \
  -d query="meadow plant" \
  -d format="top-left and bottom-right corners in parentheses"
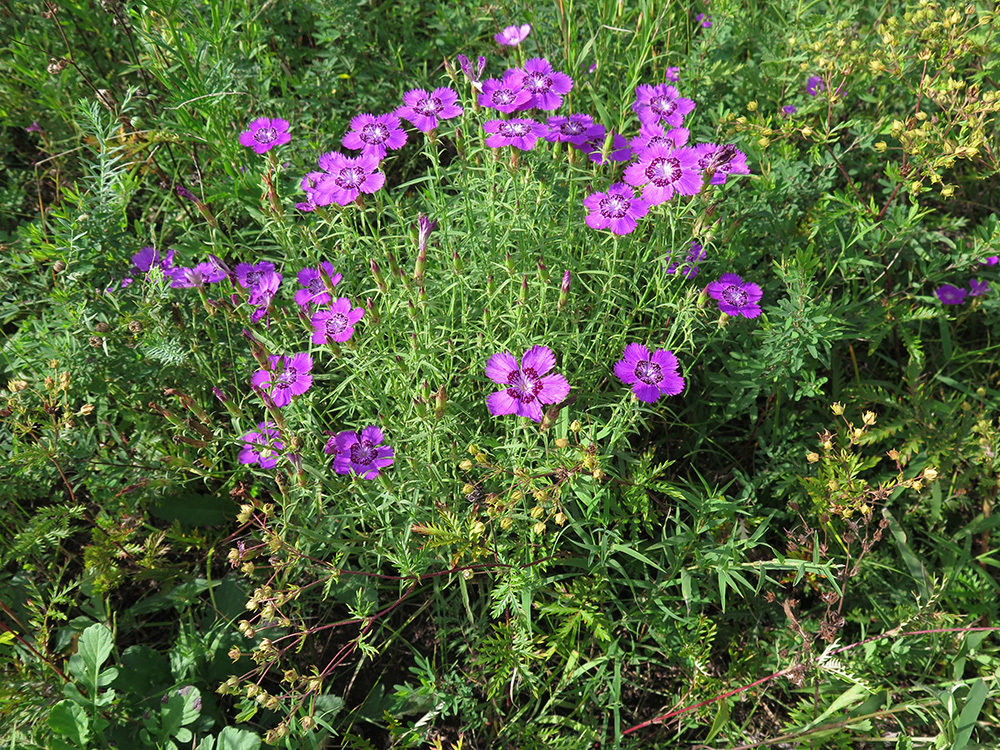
top-left (2, 0), bottom-right (999, 747)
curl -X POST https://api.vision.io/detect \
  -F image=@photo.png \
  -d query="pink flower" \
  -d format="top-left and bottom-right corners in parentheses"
top-left (239, 117), bottom-right (291, 154)
top-left (485, 345), bottom-right (570, 422)
top-left (495, 23), bottom-right (530, 46)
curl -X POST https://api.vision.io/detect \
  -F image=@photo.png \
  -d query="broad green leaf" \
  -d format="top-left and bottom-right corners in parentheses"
top-left (75, 624), bottom-right (114, 690)
top-left (217, 726), bottom-right (262, 750)
top-left (48, 700), bottom-right (90, 747)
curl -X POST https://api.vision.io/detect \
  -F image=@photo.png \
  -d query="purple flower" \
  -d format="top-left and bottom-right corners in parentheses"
top-left (483, 118), bottom-right (547, 150)
top-left (695, 13), bottom-right (712, 27)
top-left (239, 117), bottom-right (291, 155)
top-left (936, 284), bottom-right (967, 304)
top-left (175, 184), bottom-right (198, 202)
top-left (693, 143), bottom-right (751, 185)
top-left (630, 123), bottom-right (690, 154)
top-left (666, 241), bottom-right (706, 278)
top-left (294, 262), bottom-right (343, 309)
top-left (614, 344), bottom-right (685, 403)
top-left (478, 74), bottom-right (532, 113)
top-left (633, 84), bottom-right (696, 127)
top-left (706, 274), bottom-right (763, 318)
top-left (325, 426), bottom-right (394, 479)
top-left (485, 345), bottom-right (571, 422)
top-left (131, 246), bottom-right (175, 275)
top-left (806, 76), bottom-right (824, 96)
top-left (297, 171), bottom-right (325, 211)
top-left (969, 279), bottom-right (989, 297)
top-left (980, 256), bottom-right (999, 266)
top-left (782, 105), bottom-right (798, 116)
top-left (495, 23), bottom-right (530, 46)
top-left (510, 58), bottom-right (573, 111)
top-left (457, 54), bottom-right (487, 90)
top-left (583, 183), bottom-right (650, 235)
top-left (311, 298), bottom-right (364, 344)
top-left (248, 269), bottom-right (282, 323)
top-left (395, 88), bottom-right (463, 132)
top-left (234, 261), bottom-right (277, 291)
top-left (169, 261), bottom-right (227, 288)
top-left (26, 121), bottom-right (42, 133)
top-left (313, 152), bottom-right (386, 206)
top-left (623, 144), bottom-right (702, 204)
top-left (251, 352), bottom-right (313, 407)
top-left (341, 113), bottom-right (407, 160)
top-left (665, 67), bottom-right (681, 82)
top-left (544, 114), bottom-right (596, 145)
top-left (573, 125), bottom-right (633, 164)
top-left (238, 421), bottom-right (284, 469)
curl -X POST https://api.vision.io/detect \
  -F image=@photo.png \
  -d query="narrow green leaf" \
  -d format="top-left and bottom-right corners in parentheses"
top-left (705, 698), bottom-right (730, 743)
top-left (609, 543), bottom-right (663, 572)
top-left (952, 679), bottom-right (988, 750)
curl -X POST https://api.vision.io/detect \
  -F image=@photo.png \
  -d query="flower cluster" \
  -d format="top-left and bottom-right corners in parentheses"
top-left (578, 81), bottom-right (749, 234)
top-left (292, 87), bottom-right (462, 210)
top-left (486, 343), bottom-right (687, 420)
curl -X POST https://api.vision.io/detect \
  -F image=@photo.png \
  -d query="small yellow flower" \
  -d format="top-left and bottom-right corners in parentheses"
top-left (806, 451), bottom-right (820, 463)
top-left (831, 402), bottom-right (845, 415)
top-left (862, 410), bottom-right (877, 425)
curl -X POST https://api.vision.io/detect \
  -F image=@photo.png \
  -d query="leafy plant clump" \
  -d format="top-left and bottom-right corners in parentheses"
top-left (2, 0), bottom-right (999, 748)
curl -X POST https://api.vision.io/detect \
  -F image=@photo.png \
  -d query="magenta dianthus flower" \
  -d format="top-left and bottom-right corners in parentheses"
top-left (980, 256), bottom-right (999, 266)
top-left (457, 54), bottom-right (487, 91)
top-left (486, 345), bottom-right (570, 422)
top-left (573, 125), bottom-right (632, 164)
top-left (325, 426), bottom-right (394, 479)
top-left (294, 262), bottom-right (343, 309)
top-left (969, 279), bottom-right (989, 297)
top-left (623, 144), bottom-right (702, 204)
top-left (248, 269), bottom-right (282, 324)
top-left (478, 74), bottom-right (532, 113)
top-left (169, 261), bottom-right (227, 288)
top-left (238, 421), bottom-right (284, 469)
top-left (312, 298), bottom-right (364, 344)
top-left (342, 113), bottom-right (407, 160)
top-left (544, 114), bottom-right (595, 145)
top-left (313, 152), bottom-right (385, 206)
top-left (614, 344), bottom-right (685, 403)
top-left (239, 117), bottom-right (291, 155)
top-left (693, 143), bottom-right (751, 185)
top-left (695, 13), bottom-right (712, 27)
top-left (782, 105), bottom-right (798, 116)
top-left (666, 241), bottom-right (706, 278)
top-left (510, 58), bottom-right (573, 111)
top-left (666, 67), bottom-right (681, 82)
top-left (630, 122), bottom-right (690, 155)
top-left (483, 118), bottom-right (547, 150)
top-left (936, 284), bottom-right (967, 305)
top-left (583, 183), bottom-right (650, 235)
top-left (234, 260), bottom-right (277, 291)
top-left (495, 23), bottom-right (530, 46)
top-left (251, 352), bottom-right (313, 407)
top-left (632, 84), bottom-right (696, 127)
top-left (706, 274), bottom-right (763, 318)
top-left (396, 87), bottom-right (463, 132)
